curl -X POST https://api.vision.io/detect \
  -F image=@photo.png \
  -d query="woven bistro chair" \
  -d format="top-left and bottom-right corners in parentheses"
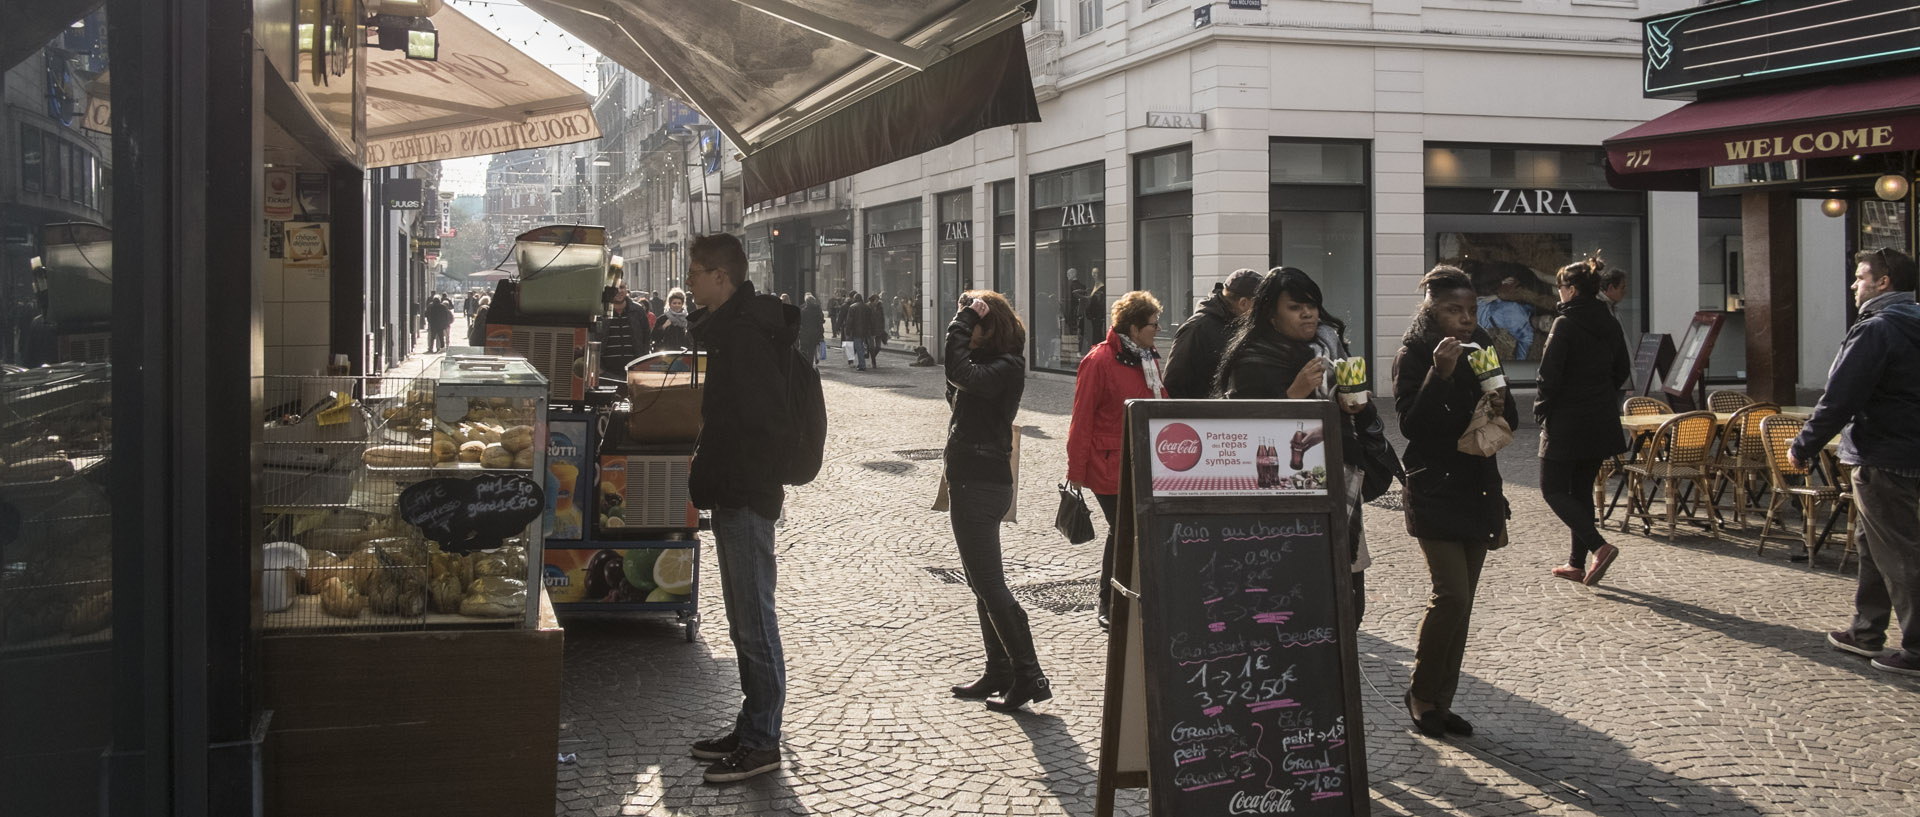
top-left (1598, 396), bottom-right (1678, 519)
top-left (1707, 390), bottom-right (1754, 413)
top-left (1756, 415), bottom-right (1844, 562)
top-left (1621, 410), bottom-right (1721, 540)
top-left (1824, 453), bottom-right (1861, 573)
top-left (1708, 402), bottom-right (1779, 528)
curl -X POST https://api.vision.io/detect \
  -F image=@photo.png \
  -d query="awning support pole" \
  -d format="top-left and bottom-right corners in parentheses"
top-left (1742, 190), bottom-right (1800, 404)
top-left (722, 0), bottom-right (939, 70)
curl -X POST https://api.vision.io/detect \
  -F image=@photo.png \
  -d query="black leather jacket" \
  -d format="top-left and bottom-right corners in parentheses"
top-left (687, 281), bottom-right (798, 518)
top-left (944, 308), bottom-right (1025, 484)
top-left (1163, 293), bottom-right (1235, 399)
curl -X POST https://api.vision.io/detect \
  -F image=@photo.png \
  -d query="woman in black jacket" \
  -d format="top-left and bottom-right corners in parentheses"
top-left (943, 290), bottom-right (1049, 712)
top-left (1214, 267), bottom-right (1390, 623)
top-left (1536, 259), bottom-right (1631, 586)
top-left (1394, 265), bottom-right (1518, 740)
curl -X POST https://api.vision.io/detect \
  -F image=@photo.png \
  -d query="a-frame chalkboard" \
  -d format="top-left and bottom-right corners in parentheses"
top-left (1098, 398), bottom-right (1369, 816)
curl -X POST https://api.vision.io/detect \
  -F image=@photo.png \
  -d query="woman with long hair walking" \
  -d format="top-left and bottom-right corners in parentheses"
top-left (1535, 257), bottom-right (1631, 585)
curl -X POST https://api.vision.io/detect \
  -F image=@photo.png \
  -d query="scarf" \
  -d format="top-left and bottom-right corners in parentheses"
top-left (1118, 334), bottom-right (1166, 397)
top-left (663, 308), bottom-right (690, 329)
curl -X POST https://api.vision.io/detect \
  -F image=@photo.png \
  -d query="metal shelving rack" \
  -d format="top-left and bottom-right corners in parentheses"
top-left (257, 359), bottom-right (550, 632)
top-left (0, 362), bottom-right (115, 653)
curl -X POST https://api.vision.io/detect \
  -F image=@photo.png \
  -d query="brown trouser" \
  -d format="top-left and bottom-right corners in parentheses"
top-left (1410, 536), bottom-right (1491, 710)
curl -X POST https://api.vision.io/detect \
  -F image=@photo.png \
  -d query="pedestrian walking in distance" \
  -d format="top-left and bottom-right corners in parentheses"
top-left (1163, 267), bottom-right (1262, 399)
top-left (652, 288), bottom-right (691, 352)
top-left (1535, 256), bottom-right (1631, 586)
top-left (843, 290), bottom-right (870, 370)
top-left (798, 292), bottom-right (825, 366)
top-left (1214, 267), bottom-right (1382, 624)
top-left (598, 282), bottom-right (652, 378)
top-left (942, 291), bottom-right (1051, 711)
top-left (1794, 247), bottom-right (1920, 677)
top-left (866, 293), bottom-right (889, 368)
top-left (1394, 265), bottom-right (1516, 739)
top-left (683, 233), bottom-right (801, 783)
top-left (1067, 290), bottom-right (1168, 630)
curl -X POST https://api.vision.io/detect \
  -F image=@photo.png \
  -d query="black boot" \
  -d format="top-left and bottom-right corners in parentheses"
top-left (984, 605), bottom-right (1051, 712)
top-left (952, 599), bottom-right (1012, 699)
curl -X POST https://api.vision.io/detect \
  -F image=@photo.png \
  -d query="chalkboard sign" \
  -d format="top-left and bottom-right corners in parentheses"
top-left (1632, 333), bottom-right (1675, 399)
top-left (1140, 513), bottom-right (1362, 814)
top-left (1099, 399), bottom-right (1366, 817)
top-left (1663, 312), bottom-right (1726, 411)
top-left (400, 474), bottom-right (545, 552)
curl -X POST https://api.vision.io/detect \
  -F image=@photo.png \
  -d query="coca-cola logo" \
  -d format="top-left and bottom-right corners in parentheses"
top-left (1155, 423), bottom-right (1202, 472)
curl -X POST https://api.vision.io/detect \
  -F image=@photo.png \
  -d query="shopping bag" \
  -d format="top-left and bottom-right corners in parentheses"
top-left (1054, 482), bottom-right (1096, 544)
top-left (932, 426), bottom-right (1020, 523)
top-left (842, 340), bottom-right (857, 362)
top-left (1457, 391), bottom-right (1514, 456)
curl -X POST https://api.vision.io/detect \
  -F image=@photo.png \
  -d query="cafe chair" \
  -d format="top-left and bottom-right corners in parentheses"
top-left (1621, 410), bottom-right (1721, 540)
top-left (1599, 396), bottom-right (1678, 520)
top-left (1819, 450), bottom-right (1860, 573)
top-left (1756, 415), bottom-right (1844, 562)
top-left (1707, 390), bottom-right (1754, 413)
top-left (1707, 402), bottom-right (1779, 528)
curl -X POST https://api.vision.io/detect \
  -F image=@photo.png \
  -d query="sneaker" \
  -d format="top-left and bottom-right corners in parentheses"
top-left (1827, 630), bottom-right (1884, 658)
top-left (1551, 565), bottom-right (1585, 583)
top-left (703, 745), bottom-right (781, 783)
top-left (1871, 651), bottom-right (1920, 677)
top-left (689, 732), bottom-right (740, 760)
top-left (1584, 544), bottom-right (1619, 586)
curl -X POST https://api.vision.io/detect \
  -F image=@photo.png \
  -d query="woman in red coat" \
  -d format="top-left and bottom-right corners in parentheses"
top-left (1067, 290), bottom-right (1167, 629)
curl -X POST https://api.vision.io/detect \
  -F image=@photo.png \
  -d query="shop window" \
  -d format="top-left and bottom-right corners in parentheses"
top-left (1423, 144), bottom-right (1646, 383)
top-left (19, 125), bottom-right (42, 193)
top-left (863, 198), bottom-right (923, 348)
top-left (937, 189), bottom-right (974, 342)
top-left (1032, 163), bottom-right (1105, 372)
top-left (992, 179), bottom-right (1017, 308)
top-left (1136, 147), bottom-right (1194, 331)
top-left (1271, 139), bottom-right (1371, 361)
top-left (1698, 195), bottom-right (1746, 380)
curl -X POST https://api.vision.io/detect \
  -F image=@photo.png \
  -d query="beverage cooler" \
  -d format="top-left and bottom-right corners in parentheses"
top-left (539, 350), bottom-right (706, 641)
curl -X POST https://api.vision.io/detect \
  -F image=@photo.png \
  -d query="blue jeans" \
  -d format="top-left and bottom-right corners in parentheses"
top-left (850, 337), bottom-right (867, 370)
top-left (710, 506), bottom-right (786, 750)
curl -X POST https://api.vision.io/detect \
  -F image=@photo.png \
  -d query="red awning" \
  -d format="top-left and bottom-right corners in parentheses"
top-left (1605, 73), bottom-right (1920, 179)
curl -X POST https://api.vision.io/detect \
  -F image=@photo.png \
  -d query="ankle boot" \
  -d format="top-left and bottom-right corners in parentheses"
top-left (983, 605), bottom-right (1051, 712)
top-left (952, 599), bottom-right (1012, 699)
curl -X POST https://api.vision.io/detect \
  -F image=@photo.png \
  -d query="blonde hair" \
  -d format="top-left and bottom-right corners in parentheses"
top-left (1109, 290), bottom-right (1162, 335)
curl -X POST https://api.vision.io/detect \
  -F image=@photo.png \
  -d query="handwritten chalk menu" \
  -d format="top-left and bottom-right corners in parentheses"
top-left (400, 474), bottom-right (545, 552)
top-left (1139, 513), bottom-right (1366, 816)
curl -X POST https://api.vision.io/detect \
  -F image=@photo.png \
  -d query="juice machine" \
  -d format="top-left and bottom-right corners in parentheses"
top-left (480, 224), bottom-right (613, 405)
top-left (30, 222), bottom-right (114, 364)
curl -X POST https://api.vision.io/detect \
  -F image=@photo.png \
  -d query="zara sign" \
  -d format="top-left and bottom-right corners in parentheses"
top-left (1490, 189), bottom-right (1580, 215)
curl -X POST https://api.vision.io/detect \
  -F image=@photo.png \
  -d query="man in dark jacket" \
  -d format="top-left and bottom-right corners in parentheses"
top-left (684, 233), bottom-right (798, 782)
top-left (597, 283), bottom-right (652, 377)
top-left (1163, 268), bottom-right (1262, 398)
top-left (841, 290), bottom-right (868, 369)
top-left (425, 295), bottom-right (453, 352)
top-left (798, 293), bottom-right (825, 365)
top-left (1793, 247), bottom-right (1920, 677)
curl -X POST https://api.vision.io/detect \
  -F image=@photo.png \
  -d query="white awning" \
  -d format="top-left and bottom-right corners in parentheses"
top-left (517, 0), bottom-right (1039, 204)
top-left (365, 4), bottom-right (601, 168)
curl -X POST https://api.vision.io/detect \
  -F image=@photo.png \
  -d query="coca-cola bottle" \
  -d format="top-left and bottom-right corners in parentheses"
top-left (1290, 429), bottom-right (1310, 471)
top-left (1255, 441), bottom-right (1270, 488)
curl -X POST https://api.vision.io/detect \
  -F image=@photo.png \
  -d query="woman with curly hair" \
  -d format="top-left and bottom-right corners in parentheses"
top-left (1394, 264), bottom-right (1517, 740)
top-left (1067, 290), bottom-right (1168, 629)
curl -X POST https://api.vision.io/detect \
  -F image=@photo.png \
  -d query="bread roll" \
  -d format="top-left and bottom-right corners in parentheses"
top-left (481, 443), bottom-right (514, 469)
top-left (363, 445), bottom-right (432, 467)
top-left (458, 441), bottom-right (486, 463)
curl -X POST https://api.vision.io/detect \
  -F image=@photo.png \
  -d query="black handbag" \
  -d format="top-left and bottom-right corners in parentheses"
top-left (1354, 402), bottom-right (1404, 502)
top-left (1054, 483), bottom-right (1096, 544)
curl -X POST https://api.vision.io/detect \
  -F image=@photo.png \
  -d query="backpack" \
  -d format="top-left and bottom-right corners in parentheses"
top-left (778, 345), bottom-right (828, 485)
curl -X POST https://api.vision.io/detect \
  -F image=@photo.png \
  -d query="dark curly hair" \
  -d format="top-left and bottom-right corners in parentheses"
top-left (1403, 264), bottom-right (1475, 346)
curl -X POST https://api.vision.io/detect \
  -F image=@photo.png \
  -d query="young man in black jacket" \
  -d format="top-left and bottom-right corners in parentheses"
top-left (1162, 268), bottom-right (1261, 398)
top-left (683, 233), bottom-right (801, 782)
top-left (1794, 247), bottom-right (1920, 677)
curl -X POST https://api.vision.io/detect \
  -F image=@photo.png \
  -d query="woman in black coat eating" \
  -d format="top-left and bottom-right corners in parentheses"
top-left (1214, 267), bottom-right (1391, 624)
top-left (1535, 257), bottom-right (1631, 586)
top-left (1394, 264), bottom-right (1518, 740)
top-left (943, 290), bottom-right (1050, 712)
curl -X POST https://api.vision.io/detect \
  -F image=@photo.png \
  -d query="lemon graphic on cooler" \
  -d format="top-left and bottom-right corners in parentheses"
top-left (653, 548), bottom-right (696, 595)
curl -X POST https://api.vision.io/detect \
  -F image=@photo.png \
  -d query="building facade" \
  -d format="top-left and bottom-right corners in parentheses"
top-left (816, 0), bottom-right (1851, 384)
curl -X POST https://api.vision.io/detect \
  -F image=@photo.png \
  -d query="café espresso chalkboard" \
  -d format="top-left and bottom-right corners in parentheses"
top-left (400, 474), bottom-right (545, 552)
top-left (1138, 512), bottom-right (1365, 815)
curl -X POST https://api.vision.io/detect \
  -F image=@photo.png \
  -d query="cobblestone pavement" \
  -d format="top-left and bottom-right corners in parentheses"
top-left (554, 355), bottom-right (1920, 816)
